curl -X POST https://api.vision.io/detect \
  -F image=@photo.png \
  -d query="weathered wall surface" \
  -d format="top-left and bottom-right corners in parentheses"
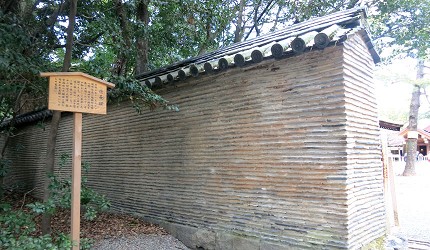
top-left (4, 39), bottom-right (385, 249)
top-left (342, 33), bottom-right (386, 249)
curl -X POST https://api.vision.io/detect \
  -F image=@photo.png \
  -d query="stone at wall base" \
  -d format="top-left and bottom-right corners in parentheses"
top-left (215, 232), bottom-right (259, 250)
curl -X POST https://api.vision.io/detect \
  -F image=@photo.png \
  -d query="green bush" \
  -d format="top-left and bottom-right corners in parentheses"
top-left (44, 154), bottom-right (111, 220)
top-left (0, 154), bottom-right (108, 249)
top-left (0, 203), bottom-right (92, 249)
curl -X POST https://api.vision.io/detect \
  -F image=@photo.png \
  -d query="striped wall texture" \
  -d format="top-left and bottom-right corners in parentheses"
top-left (3, 32), bottom-right (385, 249)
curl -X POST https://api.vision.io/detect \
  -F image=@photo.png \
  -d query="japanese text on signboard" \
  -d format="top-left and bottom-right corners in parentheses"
top-left (48, 76), bottom-right (107, 114)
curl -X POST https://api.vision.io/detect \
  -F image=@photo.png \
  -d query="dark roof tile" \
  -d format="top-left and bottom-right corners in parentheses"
top-left (136, 7), bottom-right (378, 86)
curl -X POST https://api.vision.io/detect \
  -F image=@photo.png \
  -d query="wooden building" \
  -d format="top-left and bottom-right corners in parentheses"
top-left (379, 120), bottom-right (430, 159)
top-left (379, 120), bottom-right (404, 161)
top-left (399, 125), bottom-right (430, 157)
top-left (2, 8), bottom-right (385, 249)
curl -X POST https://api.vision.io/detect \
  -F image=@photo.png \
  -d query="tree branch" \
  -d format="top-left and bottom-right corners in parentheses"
top-left (244, 0), bottom-right (275, 40)
top-left (234, 0), bottom-right (246, 43)
top-left (47, 0), bottom-right (67, 28)
top-left (20, 187), bottom-right (36, 210)
top-left (270, 4), bottom-right (282, 32)
top-left (75, 32), bottom-right (104, 47)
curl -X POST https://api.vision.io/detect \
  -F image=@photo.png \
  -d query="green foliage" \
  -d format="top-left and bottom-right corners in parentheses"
top-left (22, 153), bottom-right (109, 223)
top-left (379, 109), bottom-right (409, 124)
top-left (362, 236), bottom-right (386, 250)
top-left (31, 153), bottom-right (112, 221)
top-left (0, 158), bottom-right (12, 177)
top-left (371, 0), bottom-right (430, 59)
top-left (0, 1), bottom-right (53, 130)
top-left (0, 202), bottom-right (92, 250)
top-left (0, 0), bottom-right (366, 126)
top-left (0, 152), bottom-right (105, 249)
top-left (149, 0), bottom-right (237, 60)
top-left (107, 76), bottom-right (178, 112)
top-left (26, 199), bottom-right (56, 215)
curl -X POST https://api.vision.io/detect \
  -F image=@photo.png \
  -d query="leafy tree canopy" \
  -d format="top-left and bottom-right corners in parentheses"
top-left (371, 0), bottom-right (430, 59)
top-left (0, 0), bottom-right (364, 127)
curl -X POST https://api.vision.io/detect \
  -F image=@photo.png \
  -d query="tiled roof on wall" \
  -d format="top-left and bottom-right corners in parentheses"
top-left (0, 109), bottom-right (52, 130)
top-left (136, 7), bottom-right (379, 88)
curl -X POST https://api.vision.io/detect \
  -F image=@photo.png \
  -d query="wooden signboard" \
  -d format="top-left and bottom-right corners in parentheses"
top-left (41, 72), bottom-right (114, 250)
top-left (42, 72), bottom-right (115, 114)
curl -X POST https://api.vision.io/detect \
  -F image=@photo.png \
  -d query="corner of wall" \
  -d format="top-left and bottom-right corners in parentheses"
top-left (341, 33), bottom-right (387, 248)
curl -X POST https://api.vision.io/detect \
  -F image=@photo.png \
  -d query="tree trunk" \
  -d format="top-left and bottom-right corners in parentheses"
top-left (197, 20), bottom-right (212, 56)
top-left (0, 135), bottom-right (10, 200)
top-left (41, 0), bottom-right (77, 235)
top-left (403, 60), bottom-right (424, 176)
top-left (234, 0), bottom-right (245, 43)
top-left (41, 111), bottom-right (61, 234)
top-left (135, 0), bottom-right (150, 76)
top-left (0, 85), bottom-right (26, 200)
top-left (113, 0), bottom-right (132, 76)
top-left (253, 1), bottom-right (261, 37)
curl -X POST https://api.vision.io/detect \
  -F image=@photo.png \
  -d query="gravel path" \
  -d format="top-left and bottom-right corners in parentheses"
top-left (393, 161), bottom-right (430, 242)
top-left (92, 235), bottom-right (190, 250)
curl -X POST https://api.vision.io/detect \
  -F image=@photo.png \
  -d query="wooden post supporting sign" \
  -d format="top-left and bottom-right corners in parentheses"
top-left (381, 133), bottom-right (400, 232)
top-left (41, 72), bottom-right (114, 249)
top-left (71, 112), bottom-right (82, 249)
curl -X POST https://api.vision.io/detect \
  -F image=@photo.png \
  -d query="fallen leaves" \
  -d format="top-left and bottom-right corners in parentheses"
top-left (3, 192), bottom-right (167, 243)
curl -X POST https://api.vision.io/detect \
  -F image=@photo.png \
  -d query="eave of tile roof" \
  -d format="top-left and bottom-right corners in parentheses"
top-left (399, 128), bottom-right (430, 140)
top-left (0, 109), bottom-right (53, 130)
top-left (136, 7), bottom-right (379, 88)
top-left (379, 120), bottom-right (403, 131)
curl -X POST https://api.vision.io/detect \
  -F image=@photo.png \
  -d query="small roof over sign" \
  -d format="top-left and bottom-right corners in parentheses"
top-left (40, 72), bottom-right (115, 89)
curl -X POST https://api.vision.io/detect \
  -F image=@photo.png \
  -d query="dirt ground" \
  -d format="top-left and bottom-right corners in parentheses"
top-left (393, 161), bottom-right (430, 242)
top-left (2, 192), bottom-right (167, 242)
